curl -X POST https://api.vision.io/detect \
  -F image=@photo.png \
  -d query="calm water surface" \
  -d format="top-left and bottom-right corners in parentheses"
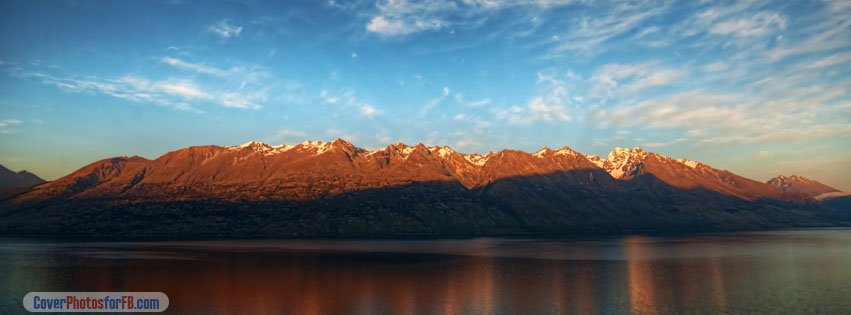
top-left (1, 229), bottom-right (850, 314)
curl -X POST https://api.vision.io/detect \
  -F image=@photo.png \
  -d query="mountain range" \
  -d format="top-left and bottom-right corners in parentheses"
top-left (0, 139), bottom-right (848, 237)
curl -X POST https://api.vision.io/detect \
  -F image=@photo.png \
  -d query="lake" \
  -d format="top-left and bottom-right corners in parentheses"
top-left (2, 229), bottom-right (850, 314)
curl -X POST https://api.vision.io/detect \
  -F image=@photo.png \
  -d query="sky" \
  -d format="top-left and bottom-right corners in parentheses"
top-left (0, 0), bottom-right (849, 190)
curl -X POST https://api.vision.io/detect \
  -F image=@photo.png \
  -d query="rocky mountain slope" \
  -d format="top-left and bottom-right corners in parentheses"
top-left (0, 139), bottom-right (846, 237)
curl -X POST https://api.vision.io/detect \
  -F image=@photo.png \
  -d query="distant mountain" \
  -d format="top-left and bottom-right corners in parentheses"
top-left (0, 139), bottom-right (845, 237)
top-left (766, 175), bottom-right (846, 200)
top-left (0, 164), bottom-right (45, 189)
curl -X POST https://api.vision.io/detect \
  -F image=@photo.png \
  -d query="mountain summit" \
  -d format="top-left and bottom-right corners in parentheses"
top-left (0, 140), bottom-right (845, 237)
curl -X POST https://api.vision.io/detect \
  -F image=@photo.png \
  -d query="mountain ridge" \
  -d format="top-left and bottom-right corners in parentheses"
top-left (1, 139), bottom-right (846, 237)
top-left (6, 139), bottom-right (821, 203)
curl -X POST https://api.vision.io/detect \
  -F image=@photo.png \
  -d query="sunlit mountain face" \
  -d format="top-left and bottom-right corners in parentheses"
top-left (0, 0), bottom-right (849, 194)
top-left (1, 139), bottom-right (848, 237)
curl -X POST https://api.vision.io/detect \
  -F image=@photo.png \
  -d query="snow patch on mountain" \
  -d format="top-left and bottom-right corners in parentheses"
top-left (533, 148), bottom-right (550, 158)
top-left (554, 147), bottom-right (577, 157)
top-left (227, 141), bottom-right (294, 156)
top-left (368, 143), bottom-right (421, 159)
top-left (464, 153), bottom-right (490, 166)
top-left (584, 154), bottom-right (604, 168)
top-left (401, 146), bottom-right (415, 157)
top-left (300, 140), bottom-right (333, 155)
top-left (677, 158), bottom-right (699, 168)
top-left (273, 144), bottom-right (294, 151)
top-left (429, 146), bottom-right (455, 158)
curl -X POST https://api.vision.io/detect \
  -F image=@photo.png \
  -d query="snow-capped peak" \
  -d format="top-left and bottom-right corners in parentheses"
top-left (533, 147), bottom-right (551, 158)
top-left (768, 174), bottom-right (815, 185)
top-left (370, 142), bottom-right (418, 159)
top-left (230, 141), bottom-right (271, 150)
top-left (788, 175), bottom-right (813, 182)
top-left (602, 147), bottom-right (648, 179)
top-left (226, 141), bottom-right (294, 156)
top-left (238, 141), bottom-right (262, 148)
top-left (554, 146), bottom-right (577, 157)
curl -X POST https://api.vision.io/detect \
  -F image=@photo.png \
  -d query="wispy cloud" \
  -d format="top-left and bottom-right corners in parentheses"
top-left (365, 0), bottom-right (457, 36)
top-left (14, 70), bottom-right (265, 112)
top-left (161, 57), bottom-right (228, 76)
top-left (701, 61), bottom-right (729, 72)
top-left (592, 61), bottom-right (685, 98)
top-left (454, 93), bottom-right (491, 107)
top-left (361, 0), bottom-right (581, 37)
top-left (710, 11), bottom-right (786, 37)
top-left (266, 128), bottom-right (307, 144)
top-left (549, 1), bottom-right (667, 58)
top-left (643, 137), bottom-right (688, 148)
top-left (455, 139), bottom-right (483, 149)
top-left (419, 86), bottom-right (451, 117)
top-left (807, 52), bottom-right (851, 69)
top-left (208, 19), bottom-right (242, 38)
top-left (319, 89), bottom-right (382, 118)
top-left (0, 119), bottom-right (22, 127)
top-left (601, 84), bottom-right (851, 145)
top-left (764, 4), bottom-right (850, 62)
top-left (0, 119), bottom-right (22, 134)
top-left (495, 72), bottom-right (573, 125)
top-left (360, 104), bottom-right (378, 116)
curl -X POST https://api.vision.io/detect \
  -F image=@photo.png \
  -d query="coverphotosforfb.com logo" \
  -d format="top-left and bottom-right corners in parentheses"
top-left (23, 292), bottom-right (169, 312)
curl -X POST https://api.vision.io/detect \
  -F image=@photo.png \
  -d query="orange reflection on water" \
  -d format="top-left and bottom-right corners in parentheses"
top-left (467, 256), bottom-right (496, 314)
top-left (438, 255), bottom-right (496, 314)
top-left (95, 252), bottom-right (506, 314)
top-left (624, 236), bottom-right (658, 315)
top-left (575, 263), bottom-right (599, 315)
top-left (706, 254), bottom-right (728, 312)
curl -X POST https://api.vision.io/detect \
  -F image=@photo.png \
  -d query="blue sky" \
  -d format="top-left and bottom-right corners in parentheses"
top-left (0, 0), bottom-right (849, 190)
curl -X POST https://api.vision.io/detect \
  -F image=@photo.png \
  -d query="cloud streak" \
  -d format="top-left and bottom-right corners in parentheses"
top-left (0, 119), bottom-right (22, 134)
top-left (14, 70), bottom-right (265, 112)
top-left (495, 72), bottom-right (574, 125)
top-left (208, 19), bottom-right (242, 38)
top-left (419, 86), bottom-right (450, 117)
top-left (161, 57), bottom-right (229, 76)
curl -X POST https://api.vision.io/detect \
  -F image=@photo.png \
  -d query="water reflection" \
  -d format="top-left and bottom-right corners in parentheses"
top-left (625, 236), bottom-right (657, 315)
top-left (1, 229), bottom-right (850, 314)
